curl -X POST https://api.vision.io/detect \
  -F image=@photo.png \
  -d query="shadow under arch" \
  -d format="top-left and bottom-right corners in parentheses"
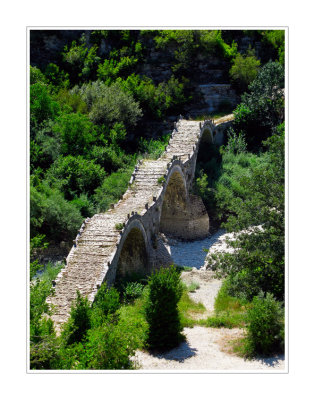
top-left (159, 165), bottom-right (190, 238)
top-left (115, 219), bottom-right (150, 282)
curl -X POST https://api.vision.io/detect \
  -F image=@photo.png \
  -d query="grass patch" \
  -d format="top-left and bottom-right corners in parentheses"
top-left (186, 281), bottom-right (200, 292)
top-left (197, 280), bottom-right (248, 329)
top-left (192, 112), bottom-right (231, 121)
top-left (117, 288), bottom-right (149, 350)
top-left (178, 288), bottom-right (206, 328)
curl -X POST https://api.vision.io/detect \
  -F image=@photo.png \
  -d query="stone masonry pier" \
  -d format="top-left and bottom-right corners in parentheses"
top-left (47, 115), bottom-right (234, 333)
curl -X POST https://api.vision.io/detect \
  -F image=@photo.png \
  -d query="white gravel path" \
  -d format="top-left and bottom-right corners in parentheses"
top-left (134, 234), bottom-right (285, 371)
top-left (134, 326), bottom-right (284, 371)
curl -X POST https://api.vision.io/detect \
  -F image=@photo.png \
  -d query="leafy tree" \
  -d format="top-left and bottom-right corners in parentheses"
top-left (211, 124), bottom-right (284, 301)
top-left (47, 155), bottom-right (106, 200)
top-left (233, 61), bottom-right (284, 150)
top-left (30, 183), bottom-right (83, 242)
top-left (261, 30), bottom-right (285, 65)
top-left (72, 81), bottom-right (142, 127)
top-left (97, 56), bottom-right (138, 84)
top-left (52, 112), bottom-right (97, 156)
top-left (30, 83), bottom-right (60, 130)
top-left (145, 266), bottom-right (184, 350)
top-left (44, 63), bottom-right (70, 90)
top-left (62, 34), bottom-right (100, 83)
top-left (30, 65), bottom-right (47, 85)
top-left (229, 49), bottom-right (261, 93)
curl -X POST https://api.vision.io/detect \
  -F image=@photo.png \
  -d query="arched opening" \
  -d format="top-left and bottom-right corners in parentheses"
top-left (159, 169), bottom-right (189, 237)
top-left (116, 227), bottom-right (149, 281)
top-left (195, 127), bottom-right (222, 225)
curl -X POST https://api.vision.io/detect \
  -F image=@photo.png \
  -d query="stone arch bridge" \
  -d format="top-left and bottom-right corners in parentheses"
top-left (47, 115), bottom-right (234, 333)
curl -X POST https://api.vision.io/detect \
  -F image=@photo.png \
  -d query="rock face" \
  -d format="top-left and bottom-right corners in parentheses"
top-left (198, 83), bottom-right (239, 113)
top-left (47, 116), bottom-right (234, 334)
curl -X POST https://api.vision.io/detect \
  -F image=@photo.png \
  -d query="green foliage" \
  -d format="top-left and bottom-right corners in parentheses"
top-left (245, 292), bottom-right (284, 355)
top-left (123, 282), bottom-right (144, 303)
top-left (117, 74), bottom-right (187, 119)
top-left (44, 63), bottom-right (70, 90)
top-left (61, 291), bottom-right (91, 345)
top-left (115, 223), bottom-right (124, 230)
top-left (229, 49), bottom-right (260, 93)
top-left (30, 261), bottom-right (63, 369)
top-left (30, 65), bottom-right (47, 85)
top-left (62, 34), bottom-right (100, 82)
top-left (72, 80), bottom-right (142, 127)
top-left (30, 183), bottom-right (83, 242)
top-left (211, 126), bottom-right (285, 300)
top-left (30, 83), bottom-right (60, 128)
top-left (47, 155), bottom-right (106, 200)
top-left (261, 30), bottom-right (285, 65)
top-left (233, 61), bottom-right (284, 150)
top-left (194, 170), bottom-right (212, 203)
top-left (56, 88), bottom-right (88, 114)
top-left (52, 112), bottom-right (97, 156)
top-left (225, 128), bottom-right (247, 155)
top-left (82, 319), bottom-right (140, 369)
top-left (145, 266), bottom-right (184, 350)
top-left (157, 176), bottom-right (166, 185)
top-left (186, 281), bottom-right (200, 292)
top-left (93, 166), bottom-right (134, 212)
top-left (138, 134), bottom-right (170, 159)
top-left (97, 56), bottom-right (138, 84)
top-left (91, 285), bottom-right (120, 327)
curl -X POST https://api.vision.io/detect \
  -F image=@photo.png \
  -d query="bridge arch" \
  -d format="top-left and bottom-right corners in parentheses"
top-left (159, 164), bottom-right (190, 237)
top-left (113, 218), bottom-right (150, 282)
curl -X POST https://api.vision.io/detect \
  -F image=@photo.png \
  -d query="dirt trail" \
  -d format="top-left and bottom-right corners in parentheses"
top-left (133, 270), bottom-right (285, 371)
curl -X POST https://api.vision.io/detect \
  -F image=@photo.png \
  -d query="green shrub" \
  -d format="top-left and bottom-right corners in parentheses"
top-left (245, 292), bottom-right (284, 355)
top-left (186, 282), bottom-right (200, 292)
top-left (93, 166), bottom-right (134, 212)
top-left (92, 284), bottom-right (120, 323)
top-left (123, 282), bottom-right (144, 303)
top-left (47, 155), bottom-right (106, 200)
top-left (30, 83), bottom-right (60, 128)
top-left (61, 291), bottom-right (91, 345)
top-left (145, 266), bottom-right (184, 350)
top-left (72, 80), bottom-right (142, 128)
top-left (30, 183), bottom-right (83, 242)
top-left (83, 319), bottom-right (140, 369)
top-left (52, 112), bottom-right (97, 156)
top-left (229, 49), bottom-right (261, 93)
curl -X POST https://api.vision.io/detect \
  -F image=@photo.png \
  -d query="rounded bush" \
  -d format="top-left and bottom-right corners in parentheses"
top-left (246, 292), bottom-right (284, 355)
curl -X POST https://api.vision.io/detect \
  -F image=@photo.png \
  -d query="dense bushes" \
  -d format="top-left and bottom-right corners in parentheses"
top-left (245, 292), bottom-right (284, 355)
top-left (209, 126), bottom-right (284, 301)
top-left (71, 80), bottom-right (142, 127)
top-left (145, 266), bottom-right (183, 350)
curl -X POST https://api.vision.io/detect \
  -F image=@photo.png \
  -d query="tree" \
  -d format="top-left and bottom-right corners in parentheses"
top-left (229, 49), bottom-right (261, 93)
top-left (145, 266), bottom-right (183, 350)
top-left (72, 80), bottom-right (142, 127)
top-left (233, 61), bottom-right (284, 150)
top-left (53, 112), bottom-right (97, 156)
top-left (210, 124), bottom-right (284, 301)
